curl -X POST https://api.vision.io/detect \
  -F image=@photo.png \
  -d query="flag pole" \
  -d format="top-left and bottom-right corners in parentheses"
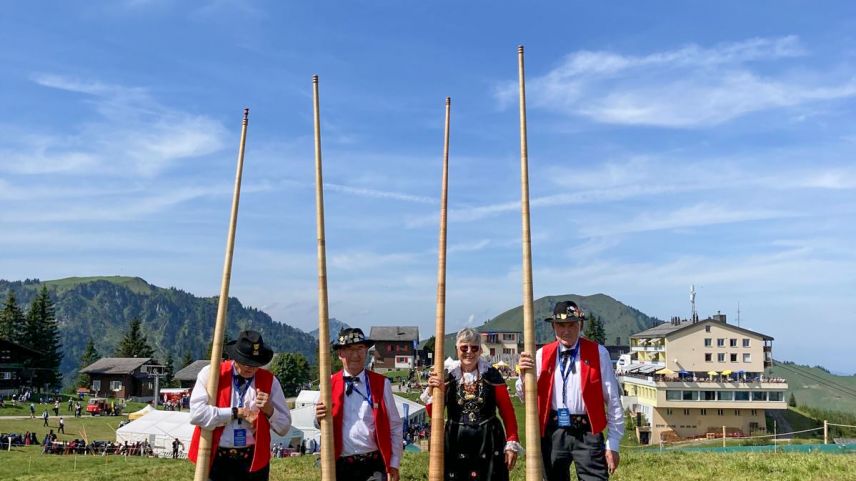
top-left (518, 45), bottom-right (544, 481)
top-left (428, 97), bottom-right (452, 481)
top-left (193, 107), bottom-right (250, 481)
top-left (313, 75), bottom-right (336, 481)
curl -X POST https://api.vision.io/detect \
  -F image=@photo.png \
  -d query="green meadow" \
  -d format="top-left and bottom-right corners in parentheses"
top-left (1, 446), bottom-right (854, 481)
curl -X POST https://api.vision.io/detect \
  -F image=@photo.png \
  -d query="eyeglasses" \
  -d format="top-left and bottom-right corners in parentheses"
top-left (458, 345), bottom-right (480, 353)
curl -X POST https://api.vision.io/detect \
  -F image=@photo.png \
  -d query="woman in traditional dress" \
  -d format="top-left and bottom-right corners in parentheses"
top-left (422, 328), bottom-right (521, 481)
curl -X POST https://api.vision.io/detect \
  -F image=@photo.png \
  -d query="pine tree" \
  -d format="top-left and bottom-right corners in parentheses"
top-left (180, 351), bottom-right (194, 369)
top-left (115, 318), bottom-right (155, 358)
top-left (584, 313), bottom-right (607, 345)
top-left (77, 338), bottom-right (100, 387)
top-left (0, 290), bottom-right (26, 343)
top-left (164, 351), bottom-right (175, 386)
top-left (24, 286), bottom-right (63, 389)
top-left (788, 392), bottom-right (797, 407)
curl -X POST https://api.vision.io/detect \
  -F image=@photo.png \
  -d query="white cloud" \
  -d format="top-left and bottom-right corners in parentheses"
top-left (325, 182), bottom-right (435, 204)
top-left (7, 74), bottom-right (229, 177)
top-left (497, 36), bottom-right (856, 127)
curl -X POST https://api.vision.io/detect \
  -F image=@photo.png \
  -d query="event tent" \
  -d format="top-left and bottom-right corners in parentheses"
top-left (116, 410), bottom-right (304, 457)
top-left (128, 404), bottom-right (154, 421)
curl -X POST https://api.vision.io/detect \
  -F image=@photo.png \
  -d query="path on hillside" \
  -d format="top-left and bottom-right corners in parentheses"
top-left (767, 410), bottom-right (794, 438)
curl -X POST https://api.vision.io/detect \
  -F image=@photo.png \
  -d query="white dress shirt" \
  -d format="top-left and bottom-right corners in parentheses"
top-left (515, 340), bottom-right (625, 452)
top-left (341, 368), bottom-right (404, 469)
top-left (190, 363), bottom-right (292, 448)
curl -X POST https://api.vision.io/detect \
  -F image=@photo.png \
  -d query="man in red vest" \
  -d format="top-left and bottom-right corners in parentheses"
top-left (517, 301), bottom-right (624, 481)
top-left (315, 328), bottom-right (403, 481)
top-left (189, 330), bottom-right (292, 481)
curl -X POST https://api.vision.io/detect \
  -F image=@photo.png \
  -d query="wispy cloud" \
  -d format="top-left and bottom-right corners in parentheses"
top-left (5, 74), bottom-right (229, 177)
top-left (496, 36), bottom-right (856, 127)
top-left (325, 182), bottom-right (435, 204)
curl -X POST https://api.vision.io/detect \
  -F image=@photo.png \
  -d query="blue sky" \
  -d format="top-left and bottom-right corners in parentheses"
top-left (1, 2), bottom-right (855, 374)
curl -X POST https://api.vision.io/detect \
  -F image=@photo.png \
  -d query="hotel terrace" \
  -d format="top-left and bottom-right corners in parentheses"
top-left (618, 312), bottom-right (788, 443)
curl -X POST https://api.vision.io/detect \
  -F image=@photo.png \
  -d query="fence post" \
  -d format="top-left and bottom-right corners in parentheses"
top-left (824, 420), bottom-right (828, 445)
top-left (722, 426), bottom-right (726, 448)
top-left (773, 420), bottom-right (777, 453)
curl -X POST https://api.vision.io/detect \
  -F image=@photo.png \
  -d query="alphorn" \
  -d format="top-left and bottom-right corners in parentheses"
top-left (192, 108), bottom-right (251, 481)
top-left (313, 75), bottom-right (337, 481)
top-left (428, 97), bottom-right (452, 481)
top-left (518, 45), bottom-right (544, 481)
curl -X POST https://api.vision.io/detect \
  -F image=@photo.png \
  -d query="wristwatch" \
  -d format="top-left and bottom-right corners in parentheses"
top-left (232, 407), bottom-right (239, 420)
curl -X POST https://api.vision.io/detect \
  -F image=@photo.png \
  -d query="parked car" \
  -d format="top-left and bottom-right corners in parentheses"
top-left (86, 398), bottom-right (109, 416)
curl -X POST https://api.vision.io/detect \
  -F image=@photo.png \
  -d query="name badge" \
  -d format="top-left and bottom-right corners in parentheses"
top-left (233, 428), bottom-right (247, 447)
top-left (557, 408), bottom-right (571, 428)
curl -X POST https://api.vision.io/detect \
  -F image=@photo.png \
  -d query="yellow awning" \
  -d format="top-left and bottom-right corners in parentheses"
top-left (655, 368), bottom-right (675, 375)
top-left (707, 370), bottom-right (719, 376)
top-left (721, 370), bottom-right (732, 375)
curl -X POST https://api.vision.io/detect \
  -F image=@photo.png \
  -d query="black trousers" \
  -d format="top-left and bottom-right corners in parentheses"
top-left (541, 422), bottom-right (609, 481)
top-left (210, 447), bottom-right (269, 481)
top-left (336, 452), bottom-right (387, 481)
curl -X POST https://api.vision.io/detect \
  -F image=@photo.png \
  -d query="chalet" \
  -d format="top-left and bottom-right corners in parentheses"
top-left (369, 326), bottom-right (419, 372)
top-left (0, 338), bottom-right (42, 395)
top-left (80, 357), bottom-right (162, 400)
top-left (173, 360), bottom-right (209, 389)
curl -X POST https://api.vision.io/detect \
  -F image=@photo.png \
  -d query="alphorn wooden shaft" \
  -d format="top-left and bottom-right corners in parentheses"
top-left (193, 108), bottom-right (250, 481)
top-left (428, 97), bottom-right (452, 481)
top-left (518, 45), bottom-right (544, 481)
top-left (313, 75), bottom-right (336, 481)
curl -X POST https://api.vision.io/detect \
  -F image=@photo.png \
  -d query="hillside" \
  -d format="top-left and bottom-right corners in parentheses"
top-left (308, 318), bottom-right (352, 343)
top-left (770, 361), bottom-right (856, 413)
top-left (0, 276), bottom-right (318, 381)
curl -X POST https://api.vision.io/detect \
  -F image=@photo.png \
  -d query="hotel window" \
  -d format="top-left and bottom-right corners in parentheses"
top-left (700, 409), bottom-right (707, 415)
top-left (502, 348), bottom-right (515, 355)
top-left (743, 353), bottom-right (751, 363)
top-left (730, 339), bottom-right (737, 347)
top-left (703, 391), bottom-right (716, 401)
top-left (110, 380), bottom-right (123, 391)
top-left (751, 409), bottom-right (758, 416)
top-left (704, 338), bottom-right (712, 347)
top-left (743, 339), bottom-right (750, 348)
top-left (718, 391), bottom-right (734, 401)
top-left (705, 353), bottom-right (712, 362)
top-left (92, 380), bottom-right (101, 392)
top-left (730, 353), bottom-right (738, 362)
top-left (768, 392), bottom-right (784, 402)
top-left (717, 353), bottom-right (725, 362)
top-left (683, 409), bottom-right (690, 415)
top-left (735, 391), bottom-right (750, 401)
top-left (752, 392), bottom-right (767, 401)
top-left (666, 408), bottom-right (673, 415)
top-left (682, 391), bottom-right (699, 401)
top-left (666, 391), bottom-right (681, 401)
top-left (705, 325), bottom-right (711, 332)
top-left (717, 338), bottom-right (725, 347)
top-left (502, 333), bottom-right (516, 341)
top-left (735, 410), bottom-right (741, 416)
top-left (717, 409), bottom-right (724, 416)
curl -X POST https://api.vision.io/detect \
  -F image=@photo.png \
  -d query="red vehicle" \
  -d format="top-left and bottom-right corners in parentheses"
top-left (86, 398), bottom-right (109, 416)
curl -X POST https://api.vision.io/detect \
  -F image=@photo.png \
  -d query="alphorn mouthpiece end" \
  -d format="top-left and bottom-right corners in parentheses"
top-left (446, 97), bottom-right (451, 105)
top-left (518, 45), bottom-right (524, 53)
top-left (312, 74), bottom-right (319, 83)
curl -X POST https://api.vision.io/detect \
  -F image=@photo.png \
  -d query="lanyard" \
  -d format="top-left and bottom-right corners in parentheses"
top-left (232, 375), bottom-right (253, 408)
top-left (559, 345), bottom-right (578, 407)
top-left (347, 372), bottom-right (373, 406)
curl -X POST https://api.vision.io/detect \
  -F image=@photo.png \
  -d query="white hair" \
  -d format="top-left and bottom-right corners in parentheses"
top-left (455, 327), bottom-right (481, 347)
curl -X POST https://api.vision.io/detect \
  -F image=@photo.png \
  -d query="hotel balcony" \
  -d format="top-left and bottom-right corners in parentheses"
top-left (630, 345), bottom-right (665, 352)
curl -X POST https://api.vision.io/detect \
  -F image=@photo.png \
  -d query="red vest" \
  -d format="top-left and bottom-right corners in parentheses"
top-left (189, 361), bottom-right (273, 472)
top-left (536, 338), bottom-right (607, 436)
top-left (331, 370), bottom-right (393, 469)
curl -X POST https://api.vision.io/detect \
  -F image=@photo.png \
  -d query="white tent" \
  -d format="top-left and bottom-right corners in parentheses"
top-left (128, 404), bottom-right (154, 420)
top-left (444, 357), bottom-right (455, 370)
top-left (295, 390), bottom-right (321, 409)
top-left (116, 410), bottom-right (304, 457)
top-left (293, 390), bottom-right (427, 432)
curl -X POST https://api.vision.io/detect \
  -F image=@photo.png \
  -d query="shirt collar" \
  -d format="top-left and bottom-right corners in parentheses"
top-left (559, 339), bottom-right (580, 354)
top-left (343, 368), bottom-right (365, 379)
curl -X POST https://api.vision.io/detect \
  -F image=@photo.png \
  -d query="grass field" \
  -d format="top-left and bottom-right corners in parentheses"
top-left (1, 446), bottom-right (854, 481)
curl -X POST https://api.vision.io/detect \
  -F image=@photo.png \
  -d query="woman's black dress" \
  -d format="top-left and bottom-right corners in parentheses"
top-left (443, 367), bottom-right (509, 481)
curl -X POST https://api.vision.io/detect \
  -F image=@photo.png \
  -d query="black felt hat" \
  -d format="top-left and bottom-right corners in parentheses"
top-left (224, 330), bottom-right (274, 367)
top-left (331, 328), bottom-right (375, 349)
top-left (544, 300), bottom-right (586, 323)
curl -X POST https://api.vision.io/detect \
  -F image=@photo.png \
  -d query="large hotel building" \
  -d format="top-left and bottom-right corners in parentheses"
top-left (618, 313), bottom-right (788, 443)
